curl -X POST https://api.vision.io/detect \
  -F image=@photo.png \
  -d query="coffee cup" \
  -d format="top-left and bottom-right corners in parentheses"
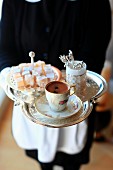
top-left (45, 81), bottom-right (75, 112)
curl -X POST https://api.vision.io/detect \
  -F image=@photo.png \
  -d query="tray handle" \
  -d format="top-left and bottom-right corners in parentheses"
top-left (90, 77), bottom-right (108, 104)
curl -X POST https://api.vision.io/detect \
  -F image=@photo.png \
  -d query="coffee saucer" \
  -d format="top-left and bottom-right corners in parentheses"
top-left (35, 94), bottom-right (82, 119)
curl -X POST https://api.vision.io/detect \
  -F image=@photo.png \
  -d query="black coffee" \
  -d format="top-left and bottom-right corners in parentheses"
top-left (46, 81), bottom-right (68, 94)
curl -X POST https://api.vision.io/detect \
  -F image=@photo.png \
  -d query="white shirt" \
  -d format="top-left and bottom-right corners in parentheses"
top-left (25, 0), bottom-right (41, 2)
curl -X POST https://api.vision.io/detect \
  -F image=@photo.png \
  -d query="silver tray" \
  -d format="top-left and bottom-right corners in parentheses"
top-left (21, 100), bottom-right (93, 128)
top-left (6, 70), bottom-right (107, 104)
top-left (85, 70), bottom-right (107, 102)
top-left (6, 86), bottom-right (44, 104)
top-left (5, 70), bottom-right (107, 127)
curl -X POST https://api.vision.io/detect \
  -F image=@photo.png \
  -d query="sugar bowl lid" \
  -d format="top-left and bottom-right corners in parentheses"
top-left (66, 61), bottom-right (87, 76)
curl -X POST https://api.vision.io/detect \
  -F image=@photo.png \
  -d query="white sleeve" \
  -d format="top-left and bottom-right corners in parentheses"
top-left (0, 67), bottom-right (11, 91)
top-left (103, 60), bottom-right (112, 69)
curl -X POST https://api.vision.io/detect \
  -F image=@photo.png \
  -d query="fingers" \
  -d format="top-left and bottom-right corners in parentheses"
top-left (95, 93), bottom-right (113, 112)
top-left (95, 103), bottom-right (108, 112)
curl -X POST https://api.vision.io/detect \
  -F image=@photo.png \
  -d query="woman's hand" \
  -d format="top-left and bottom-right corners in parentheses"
top-left (95, 91), bottom-right (113, 112)
top-left (95, 60), bottom-right (113, 112)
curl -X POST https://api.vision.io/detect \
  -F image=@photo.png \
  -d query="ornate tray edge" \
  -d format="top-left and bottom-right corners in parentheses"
top-left (21, 101), bottom-right (93, 128)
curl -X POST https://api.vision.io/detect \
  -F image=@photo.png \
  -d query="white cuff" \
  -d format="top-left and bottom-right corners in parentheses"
top-left (1, 67), bottom-right (11, 77)
top-left (25, 0), bottom-right (41, 2)
top-left (104, 60), bottom-right (112, 69)
top-left (0, 67), bottom-right (10, 91)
